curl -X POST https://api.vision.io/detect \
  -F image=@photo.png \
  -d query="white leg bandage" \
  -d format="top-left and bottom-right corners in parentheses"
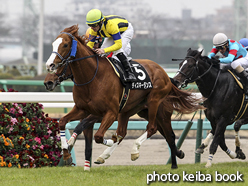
top-left (68, 132), bottom-right (77, 146)
top-left (202, 133), bottom-right (214, 147)
top-left (60, 130), bottom-right (68, 149)
top-left (103, 139), bottom-right (114, 147)
top-left (205, 154), bottom-right (214, 168)
top-left (131, 131), bottom-right (148, 154)
top-left (226, 149), bottom-right (236, 159)
top-left (235, 131), bottom-right (241, 147)
top-left (84, 160), bottom-right (90, 171)
top-left (99, 143), bottom-right (118, 160)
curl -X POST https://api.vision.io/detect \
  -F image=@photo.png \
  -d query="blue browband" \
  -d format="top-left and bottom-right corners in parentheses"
top-left (60, 32), bottom-right (77, 58)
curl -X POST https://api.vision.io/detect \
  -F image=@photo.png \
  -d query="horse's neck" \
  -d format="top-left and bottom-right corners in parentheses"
top-left (196, 63), bottom-right (219, 98)
top-left (70, 48), bottom-right (99, 88)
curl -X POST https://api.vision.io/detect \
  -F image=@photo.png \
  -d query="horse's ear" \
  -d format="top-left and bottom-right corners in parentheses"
top-left (195, 49), bottom-right (203, 59)
top-left (187, 48), bottom-right (191, 52)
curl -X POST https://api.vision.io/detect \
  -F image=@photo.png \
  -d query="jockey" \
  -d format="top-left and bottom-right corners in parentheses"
top-left (86, 9), bottom-right (136, 82)
top-left (208, 33), bottom-right (248, 84)
top-left (85, 28), bottom-right (131, 59)
top-left (239, 38), bottom-right (248, 51)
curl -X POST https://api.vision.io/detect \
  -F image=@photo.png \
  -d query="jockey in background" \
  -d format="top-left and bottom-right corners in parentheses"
top-left (208, 33), bottom-right (248, 86)
top-left (86, 8), bottom-right (136, 82)
top-left (239, 38), bottom-right (248, 51)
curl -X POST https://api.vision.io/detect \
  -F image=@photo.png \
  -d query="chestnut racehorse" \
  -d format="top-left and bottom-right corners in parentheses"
top-left (45, 25), bottom-right (203, 169)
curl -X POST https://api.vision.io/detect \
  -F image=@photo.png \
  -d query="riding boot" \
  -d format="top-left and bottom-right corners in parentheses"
top-left (117, 52), bottom-right (137, 82)
top-left (238, 70), bottom-right (248, 93)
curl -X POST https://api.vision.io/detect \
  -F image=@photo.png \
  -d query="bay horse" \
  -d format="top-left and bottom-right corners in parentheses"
top-left (173, 48), bottom-right (247, 167)
top-left (45, 25), bottom-right (202, 169)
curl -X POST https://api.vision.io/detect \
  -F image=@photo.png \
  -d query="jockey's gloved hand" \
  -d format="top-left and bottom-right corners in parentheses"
top-left (211, 57), bottom-right (220, 65)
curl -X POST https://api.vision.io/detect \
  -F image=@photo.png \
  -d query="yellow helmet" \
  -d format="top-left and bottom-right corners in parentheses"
top-left (86, 9), bottom-right (104, 26)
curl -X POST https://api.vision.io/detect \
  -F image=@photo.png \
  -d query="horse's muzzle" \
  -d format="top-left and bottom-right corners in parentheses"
top-left (44, 80), bottom-right (59, 91)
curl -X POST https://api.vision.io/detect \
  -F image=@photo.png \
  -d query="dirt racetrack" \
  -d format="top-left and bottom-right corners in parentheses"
top-left (73, 138), bottom-right (248, 167)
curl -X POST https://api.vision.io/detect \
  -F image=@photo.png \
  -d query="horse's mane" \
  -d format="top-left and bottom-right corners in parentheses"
top-left (187, 48), bottom-right (220, 69)
top-left (61, 24), bottom-right (88, 46)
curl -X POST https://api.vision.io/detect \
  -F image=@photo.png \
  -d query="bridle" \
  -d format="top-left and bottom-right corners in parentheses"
top-left (55, 62), bottom-right (73, 82)
top-left (176, 55), bottom-right (220, 99)
top-left (51, 32), bottom-right (98, 86)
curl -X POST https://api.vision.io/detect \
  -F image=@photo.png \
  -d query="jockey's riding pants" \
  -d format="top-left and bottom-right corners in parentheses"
top-left (220, 52), bottom-right (248, 70)
top-left (101, 22), bottom-right (133, 59)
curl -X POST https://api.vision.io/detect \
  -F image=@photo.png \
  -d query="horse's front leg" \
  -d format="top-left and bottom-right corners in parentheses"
top-left (67, 115), bottom-right (100, 170)
top-left (94, 111), bottom-right (118, 145)
top-left (83, 125), bottom-right (94, 171)
top-left (94, 113), bottom-right (129, 164)
top-left (205, 119), bottom-right (227, 168)
top-left (195, 131), bottom-right (214, 154)
top-left (59, 106), bottom-right (88, 165)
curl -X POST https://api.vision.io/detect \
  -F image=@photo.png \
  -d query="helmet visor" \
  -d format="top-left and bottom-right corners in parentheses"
top-left (216, 45), bottom-right (227, 50)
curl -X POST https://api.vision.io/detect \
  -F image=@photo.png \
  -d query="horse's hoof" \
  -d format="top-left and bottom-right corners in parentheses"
top-left (84, 166), bottom-right (90, 171)
top-left (205, 162), bottom-right (212, 168)
top-left (171, 164), bottom-right (178, 169)
top-left (94, 157), bottom-right (105, 164)
top-left (63, 156), bottom-right (73, 166)
top-left (195, 148), bottom-right (204, 154)
top-left (177, 150), bottom-right (185, 159)
top-left (131, 153), bottom-right (139, 161)
top-left (236, 149), bottom-right (246, 160)
top-left (195, 144), bottom-right (206, 154)
top-left (62, 149), bottom-right (73, 166)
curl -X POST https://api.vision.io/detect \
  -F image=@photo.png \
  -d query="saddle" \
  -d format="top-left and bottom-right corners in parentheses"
top-left (106, 57), bottom-right (153, 111)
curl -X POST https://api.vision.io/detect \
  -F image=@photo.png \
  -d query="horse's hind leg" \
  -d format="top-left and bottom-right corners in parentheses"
top-left (234, 119), bottom-right (246, 160)
top-left (156, 110), bottom-right (184, 169)
top-left (157, 123), bottom-right (180, 169)
top-left (206, 119), bottom-right (231, 168)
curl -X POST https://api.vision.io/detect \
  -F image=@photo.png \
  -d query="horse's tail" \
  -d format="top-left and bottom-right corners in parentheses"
top-left (164, 84), bottom-right (205, 115)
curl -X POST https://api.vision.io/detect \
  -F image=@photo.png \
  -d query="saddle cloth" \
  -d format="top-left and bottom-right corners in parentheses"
top-left (106, 57), bottom-right (153, 112)
top-left (106, 57), bottom-right (153, 90)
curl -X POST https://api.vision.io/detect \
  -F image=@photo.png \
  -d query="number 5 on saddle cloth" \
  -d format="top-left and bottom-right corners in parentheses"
top-left (107, 57), bottom-right (153, 111)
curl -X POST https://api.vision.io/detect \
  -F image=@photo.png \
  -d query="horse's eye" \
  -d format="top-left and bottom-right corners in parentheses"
top-left (64, 44), bottom-right (68, 48)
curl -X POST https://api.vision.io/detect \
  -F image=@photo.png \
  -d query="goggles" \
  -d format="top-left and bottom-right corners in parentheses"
top-left (216, 45), bottom-right (227, 50)
top-left (88, 23), bottom-right (99, 28)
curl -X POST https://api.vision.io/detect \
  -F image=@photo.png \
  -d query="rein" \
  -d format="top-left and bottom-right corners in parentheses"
top-left (52, 32), bottom-right (98, 86)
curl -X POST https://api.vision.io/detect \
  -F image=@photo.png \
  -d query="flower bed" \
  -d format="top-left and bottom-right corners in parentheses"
top-left (0, 89), bottom-right (62, 168)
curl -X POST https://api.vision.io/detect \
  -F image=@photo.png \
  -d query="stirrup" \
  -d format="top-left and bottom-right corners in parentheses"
top-left (125, 73), bottom-right (137, 82)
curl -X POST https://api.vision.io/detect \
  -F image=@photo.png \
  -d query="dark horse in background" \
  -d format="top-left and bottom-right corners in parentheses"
top-left (44, 25), bottom-right (202, 169)
top-left (173, 48), bottom-right (247, 167)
